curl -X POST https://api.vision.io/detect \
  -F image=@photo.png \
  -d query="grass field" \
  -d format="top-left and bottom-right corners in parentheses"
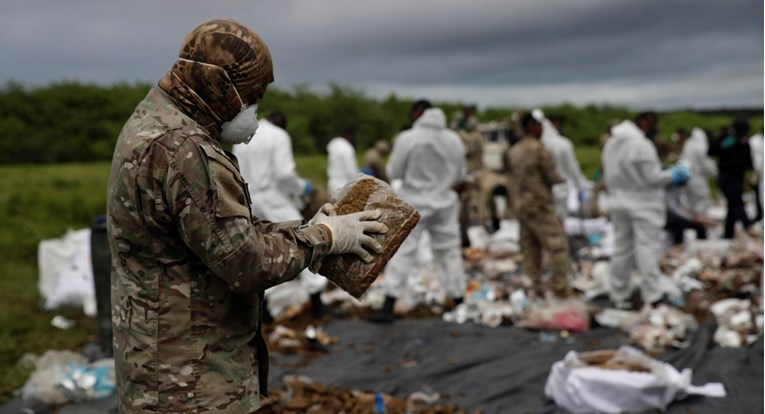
top-left (0, 147), bottom-right (601, 403)
top-left (0, 163), bottom-right (107, 403)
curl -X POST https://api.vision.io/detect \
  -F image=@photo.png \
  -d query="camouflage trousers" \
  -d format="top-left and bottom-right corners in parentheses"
top-left (459, 171), bottom-right (510, 244)
top-left (518, 207), bottom-right (569, 294)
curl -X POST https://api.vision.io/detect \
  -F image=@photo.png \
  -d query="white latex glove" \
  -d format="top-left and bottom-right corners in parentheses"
top-left (310, 203), bottom-right (388, 262)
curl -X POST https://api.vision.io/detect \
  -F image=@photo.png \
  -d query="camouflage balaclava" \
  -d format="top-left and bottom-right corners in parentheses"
top-left (158, 18), bottom-right (274, 140)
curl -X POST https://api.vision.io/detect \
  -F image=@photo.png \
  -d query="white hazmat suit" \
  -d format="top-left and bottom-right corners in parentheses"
top-left (750, 133), bottom-right (763, 218)
top-left (384, 108), bottom-right (467, 299)
top-left (233, 119), bottom-right (327, 295)
top-left (327, 137), bottom-right (358, 195)
top-left (602, 120), bottom-right (674, 305)
top-left (540, 118), bottom-right (588, 220)
top-left (680, 127), bottom-right (717, 215)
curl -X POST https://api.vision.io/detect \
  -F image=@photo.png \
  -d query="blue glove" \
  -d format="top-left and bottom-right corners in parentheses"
top-left (578, 190), bottom-right (587, 204)
top-left (720, 135), bottom-right (737, 149)
top-left (302, 180), bottom-right (314, 197)
top-left (670, 165), bottom-right (690, 186)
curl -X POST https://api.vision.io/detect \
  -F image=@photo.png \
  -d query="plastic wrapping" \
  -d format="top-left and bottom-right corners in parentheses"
top-left (545, 346), bottom-right (726, 413)
top-left (319, 176), bottom-right (420, 299)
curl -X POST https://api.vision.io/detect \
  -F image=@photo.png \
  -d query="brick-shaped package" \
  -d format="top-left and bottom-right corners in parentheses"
top-left (319, 176), bottom-right (420, 299)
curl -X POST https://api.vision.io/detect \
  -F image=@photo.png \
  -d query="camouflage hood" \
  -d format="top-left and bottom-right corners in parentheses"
top-left (158, 18), bottom-right (274, 140)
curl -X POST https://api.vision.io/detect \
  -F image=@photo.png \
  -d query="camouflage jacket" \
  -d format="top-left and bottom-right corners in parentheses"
top-left (107, 88), bottom-right (332, 413)
top-left (362, 148), bottom-right (388, 182)
top-left (506, 135), bottom-right (564, 214)
top-left (458, 130), bottom-right (485, 173)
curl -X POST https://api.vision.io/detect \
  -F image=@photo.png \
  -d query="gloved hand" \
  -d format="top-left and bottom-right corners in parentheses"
top-left (669, 164), bottom-right (691, 186)
top-left (309, 203), bottom-right (388, 262)
top-left (578, 190), bottom-right (587, 204)
top-left (302, 180), bottom-right (314, 197)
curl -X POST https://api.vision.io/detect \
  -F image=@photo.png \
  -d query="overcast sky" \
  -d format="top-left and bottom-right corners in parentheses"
top-left (1, 0), bottom-right (762, 109)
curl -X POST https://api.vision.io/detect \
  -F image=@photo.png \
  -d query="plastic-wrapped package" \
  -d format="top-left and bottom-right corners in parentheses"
top-left (545, 346), bottom-right (726, 413)
top-left (319, 176), bottom-right (420, 299)
top-left (517, 297), bottom-right (591, 333)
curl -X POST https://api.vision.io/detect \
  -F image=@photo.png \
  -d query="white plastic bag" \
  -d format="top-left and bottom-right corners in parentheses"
top-left (545, 346), bottom-right (726, 413)
top-left (39, 228), bottom-right (97, 315)
top-left (21, 350), bottom-right (87, 404)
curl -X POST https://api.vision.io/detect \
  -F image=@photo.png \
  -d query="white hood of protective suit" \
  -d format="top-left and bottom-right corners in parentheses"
top-left (688, 127), bottom-right (707, 144)
top-left (610, 119), bottom-right (645, 142)
top-left (413, 107), bottom-right (448, 129)
top-left (386, 107), bottom-right (466, 213)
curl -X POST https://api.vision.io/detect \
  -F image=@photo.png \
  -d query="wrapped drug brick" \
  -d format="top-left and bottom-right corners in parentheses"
top-left (319, 176), bottom-right (420, 299)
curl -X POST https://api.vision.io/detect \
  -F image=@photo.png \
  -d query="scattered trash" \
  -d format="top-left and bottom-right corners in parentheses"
top-left (58, 359), bottom-right (115, 402)
top-left (594, 308), bottom-right (640, 331)
top-left (710, 298), bottom-right (761, 348)
top-left (21, 350), bottom-right (88, 405)
top-left (545, 346), bottom-right (727, 413)
top-left (51, 315), bottom-right (75, 330)
top-left (257, 375), bottom-right (465, 414)
top-left (269, 325), bottom-right (303, 352)
top-left (406, 390), bottom-right (442, 412)
top-left (539, 332), bottom-right (559, 343)
top-left (374, 391), bottom-right (385, 413)
top-left (596, 305), bottom-right (698, 353)
top-left (517, 297), bottom-right (590, 333)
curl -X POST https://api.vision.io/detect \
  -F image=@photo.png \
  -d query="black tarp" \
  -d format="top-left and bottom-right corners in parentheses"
top-left (270, 319), bottom-right (763, 414)
top-left (2, 319), bottom-right (762, 414)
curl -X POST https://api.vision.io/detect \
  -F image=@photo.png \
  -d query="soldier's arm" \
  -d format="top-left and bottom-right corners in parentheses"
top-left (166, 138), bottom-right (332, 294)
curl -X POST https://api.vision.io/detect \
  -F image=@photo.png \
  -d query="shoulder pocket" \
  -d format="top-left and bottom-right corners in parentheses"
top-left (200, 145), bottom-right (252, 220)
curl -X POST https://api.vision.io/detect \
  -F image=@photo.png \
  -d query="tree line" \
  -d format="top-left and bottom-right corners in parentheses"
top-left (0, 81), bottom-right (760, 164)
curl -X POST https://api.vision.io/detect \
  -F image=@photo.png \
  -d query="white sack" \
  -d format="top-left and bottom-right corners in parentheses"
top-left (39, 228), bottom-right (96, 316)
top-left (545, 346), bottom-right (726, 413)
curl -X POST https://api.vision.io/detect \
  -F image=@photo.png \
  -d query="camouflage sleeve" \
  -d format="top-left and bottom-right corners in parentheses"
top-left (538, 145), bottom-right (565, 187)
top-left (166, 136), bottom-right (332, 294)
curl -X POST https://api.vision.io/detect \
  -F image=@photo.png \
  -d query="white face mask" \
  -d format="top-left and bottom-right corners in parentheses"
top-left (221, 104), bottom-right (259, 145)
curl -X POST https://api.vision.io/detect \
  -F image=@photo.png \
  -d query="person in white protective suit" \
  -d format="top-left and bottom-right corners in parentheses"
top-left (679, 127), bottom-right (718, 215)
top-left (369, 103), bottom-right (467, 323)
top-left (535, 110), bottom-right (588, 220)
top-left (749, 131), bottom-right (763, 222)
top-left (326, 127), bottom-right (359, 195)
top-left (601, 112), bottom-right (690, 309)
top-left (233, 112), bottom-right (343, 320)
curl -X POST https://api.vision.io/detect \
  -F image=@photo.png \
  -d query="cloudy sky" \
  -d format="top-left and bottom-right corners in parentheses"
top-left (1, 0), bottom-right (762, 109)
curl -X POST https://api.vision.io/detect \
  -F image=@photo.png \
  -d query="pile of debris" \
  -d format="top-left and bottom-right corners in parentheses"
top-left (265, 221), bottom-right (763, 358)
top-left (259, 375), bottom-right (471, 414)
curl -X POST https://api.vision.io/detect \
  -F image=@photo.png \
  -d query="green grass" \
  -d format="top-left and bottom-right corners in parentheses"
top-left (0, 147), bottom-right (601, 403)
top-left (295, 154), bottom-right (330, 186)
top-left (0, 162), bottom-right (108, 403)
top-left (575, 146), bottom-right (602, 180)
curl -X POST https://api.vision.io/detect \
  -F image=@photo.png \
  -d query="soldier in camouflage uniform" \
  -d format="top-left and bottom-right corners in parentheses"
top-left (506, 113), bottom-right (569, 298)
top-left (452, 105), bottom-right (486, 245)
top-left (107, 19), bottom-right (387, 413)
top-left (361, 140), bottom-right (390, 182)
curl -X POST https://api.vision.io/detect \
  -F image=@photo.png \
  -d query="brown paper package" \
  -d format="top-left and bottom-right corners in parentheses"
top-left (319, 177), bottom-right (420, 299)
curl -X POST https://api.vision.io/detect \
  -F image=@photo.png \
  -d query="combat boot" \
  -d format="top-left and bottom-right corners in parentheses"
top-left (368, 295), bottom-right (396, 324)
top-left (310, 292), bottom-right (347, 319)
